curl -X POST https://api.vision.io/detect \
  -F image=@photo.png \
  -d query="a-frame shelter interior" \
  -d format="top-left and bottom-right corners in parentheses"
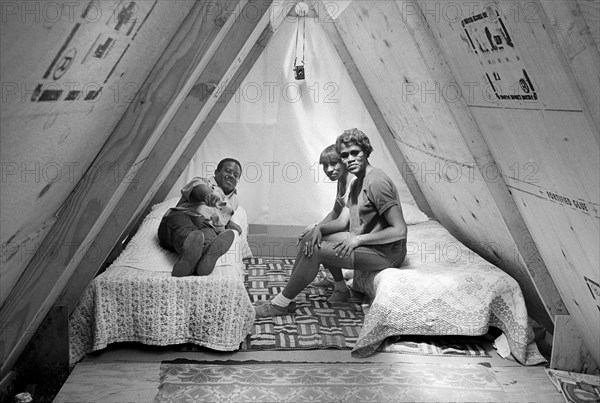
top-left (1, 0), bottom-right (599, 398)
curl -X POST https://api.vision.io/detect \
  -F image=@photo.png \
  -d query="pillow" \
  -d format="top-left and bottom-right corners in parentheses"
top-left (147, 197), bottom-right (179, 220)
top-left (400, 203), bottom-right (429, 225)
top-left (230, 205), bottom-right (253, 259)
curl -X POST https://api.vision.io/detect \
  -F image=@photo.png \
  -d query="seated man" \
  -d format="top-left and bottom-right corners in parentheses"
top-left (158, 158), bottom-right (243, 277)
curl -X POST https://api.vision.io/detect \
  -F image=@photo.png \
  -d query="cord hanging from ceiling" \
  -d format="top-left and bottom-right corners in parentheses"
top-left (293, 2), bottom-right (308, 80)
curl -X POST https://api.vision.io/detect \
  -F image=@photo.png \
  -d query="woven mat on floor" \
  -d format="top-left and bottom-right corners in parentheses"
top-left (241, 257), bottom-right (365, 351)
top-left (155, 361), bottom-right (505, 402)
top-left (239, 258), bottom-right (490, 357)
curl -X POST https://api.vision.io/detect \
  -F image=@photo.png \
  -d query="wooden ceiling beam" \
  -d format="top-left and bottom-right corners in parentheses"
top-left (0, 0), bottom-right (277, 379)
top-left (151, 6), bottom-right (293, 207)
top-left (57, 0), bottom-right (280, 317)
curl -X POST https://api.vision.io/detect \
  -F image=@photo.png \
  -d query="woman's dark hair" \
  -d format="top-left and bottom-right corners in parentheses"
top-left (335, 128), bottom-right (373, 158)
top-left (319, 144), bottom-right (340, 165)
top-left (217, 158), bottom-right (242, 174)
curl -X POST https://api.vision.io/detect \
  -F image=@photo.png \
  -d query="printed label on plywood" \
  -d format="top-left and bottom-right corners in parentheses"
top-left (505, 177), bottom-right (599, 218)
top-left (461, 4), bottom-right (537, 102)
top-left (30, 1), bottom-right (158, 104)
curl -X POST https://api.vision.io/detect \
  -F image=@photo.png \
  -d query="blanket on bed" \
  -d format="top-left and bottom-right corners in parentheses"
top-left (351, 220), bottom-right (545, 366)
top-left (68, 201), bottom-right (255, 365)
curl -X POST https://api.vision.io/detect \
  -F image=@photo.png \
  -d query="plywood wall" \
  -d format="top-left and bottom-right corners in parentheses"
top-left (335, 0), bottom-right (562, 333)
top-left (417, 0), bottom-right (599, 363)
top-left (0, 1), bottom-right (195, 306)
top-left (335, 0), bottom-right (598, 364)
top-left (1, 0), bottom-right (597, 373)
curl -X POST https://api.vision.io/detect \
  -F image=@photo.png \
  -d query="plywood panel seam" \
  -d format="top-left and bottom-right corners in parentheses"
top-left (534, 0), bottom-right (600, 136)
top-left (394, 137), bottom-right (478, 169)
top-left (469, 105), bottom-right (584, 112)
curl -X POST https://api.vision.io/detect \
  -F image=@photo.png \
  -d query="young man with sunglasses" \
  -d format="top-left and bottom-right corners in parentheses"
top-left (255, 129), bottom-right (408, 317)
top-left (158, 158), bottom-right (243, 277)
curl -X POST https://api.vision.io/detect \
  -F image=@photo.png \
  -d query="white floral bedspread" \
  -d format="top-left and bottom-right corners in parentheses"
top-left (69, 201), bottom-right (255, 365)
top-left (351, 220), bottom-right (545, 365)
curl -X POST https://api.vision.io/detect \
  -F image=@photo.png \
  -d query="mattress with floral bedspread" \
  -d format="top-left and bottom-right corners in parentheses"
top-left (68, 199), bottom-right (255, 365)
top-left (351, 219), bottom-right (545, 366)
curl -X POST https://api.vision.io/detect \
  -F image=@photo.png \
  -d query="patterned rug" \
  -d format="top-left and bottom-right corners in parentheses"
top-left (239, 257), bottom-right (490, 357)
top-left (241, 257), bottom-right (365, 350)
top-left (154, 361), bottom-right (506, 402)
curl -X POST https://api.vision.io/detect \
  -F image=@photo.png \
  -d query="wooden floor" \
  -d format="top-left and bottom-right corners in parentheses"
top-left (55, 339), bottom-right (564, 402)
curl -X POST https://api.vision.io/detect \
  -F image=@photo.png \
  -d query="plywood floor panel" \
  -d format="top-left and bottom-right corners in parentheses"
top-left (54, 362), bottom-right (160, 403)
top-left (54, 341), bottom-right (564, 403)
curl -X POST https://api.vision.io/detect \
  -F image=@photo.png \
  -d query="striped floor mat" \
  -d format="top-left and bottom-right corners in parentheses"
top-left (241, 257), bottom-right (365, 350)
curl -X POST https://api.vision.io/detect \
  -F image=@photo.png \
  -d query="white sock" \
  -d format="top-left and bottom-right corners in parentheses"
top-left (272, 293), bottom-right (292, 308)
top-left (334, 280), bottom-right (348, 292)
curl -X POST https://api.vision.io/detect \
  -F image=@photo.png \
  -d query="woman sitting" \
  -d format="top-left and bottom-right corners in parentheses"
top-left (299, 144), bottom-right (353, 238)
top-left (299, 145), bottom-right (354, 291)
top-left (255, 128), bottom-right (408, 317)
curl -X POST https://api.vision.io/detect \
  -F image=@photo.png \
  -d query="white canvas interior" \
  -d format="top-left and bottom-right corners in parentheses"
top-left (167, 16), bottom-right (417, 226)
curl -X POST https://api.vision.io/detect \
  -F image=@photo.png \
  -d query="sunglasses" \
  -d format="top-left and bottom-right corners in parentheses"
top-left (340, 150), bottom-right (363, 159)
